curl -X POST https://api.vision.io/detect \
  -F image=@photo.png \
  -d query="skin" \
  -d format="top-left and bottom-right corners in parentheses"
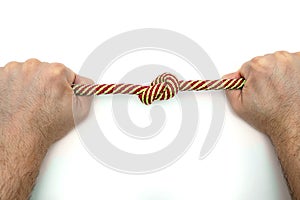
top-left (0, 52), bottom-right (299, 199)
top-left (223, 51), bottom-right (300, 200)
top-left (0, 59), bottom-right (93, 200)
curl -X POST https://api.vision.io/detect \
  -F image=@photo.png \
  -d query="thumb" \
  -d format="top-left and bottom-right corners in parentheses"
top-left (73, 74), bottom-right (94, 85)
top-left (72, 74), bottom-right (94, 124)
top-left (222, 72), bottom-right (243, 113)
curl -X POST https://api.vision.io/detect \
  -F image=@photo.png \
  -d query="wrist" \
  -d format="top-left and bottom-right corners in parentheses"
top-left (267, 117), bottom-right (300, 149)
top-left (263, 107), bottom-right (297, 140)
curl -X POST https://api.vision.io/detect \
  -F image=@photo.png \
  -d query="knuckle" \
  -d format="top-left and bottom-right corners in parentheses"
top-left (274, 51), bottom-right (292, 61)
top-left (250, 56), bottom-right (264, 66)
top-left (23, 58), bottom-right (41, 71)
top-left (51, 62), bottom-right (66, 69)
top-left (24, 58), bottom-right (41, 66)
top-left (48, 63), bottom-right (67, 78)
top-left (249, 56), bottom-right (274, 76)
top-left (50, 62), bottom-right (66, 71)
top-left (248, 65), bottom-right (268, 78)
top-left (4, 61), bottom-right (20, 69)
top-left (274, 50), bottom-right (290, 56)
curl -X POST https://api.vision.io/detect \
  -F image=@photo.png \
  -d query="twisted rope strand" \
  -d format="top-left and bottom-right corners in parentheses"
top-left (72, 73), bottom-right (245, 105)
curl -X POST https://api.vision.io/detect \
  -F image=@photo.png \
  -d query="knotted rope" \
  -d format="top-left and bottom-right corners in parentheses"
top-left (72, 73), bottom-right (245, 105)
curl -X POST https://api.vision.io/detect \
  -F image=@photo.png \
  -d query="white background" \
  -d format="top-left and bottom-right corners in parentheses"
top-left (0, 0), bottom-right (298, 199)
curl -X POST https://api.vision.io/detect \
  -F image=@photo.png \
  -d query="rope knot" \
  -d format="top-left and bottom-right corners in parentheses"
top-left (138, 73), bottom-right (179, 105)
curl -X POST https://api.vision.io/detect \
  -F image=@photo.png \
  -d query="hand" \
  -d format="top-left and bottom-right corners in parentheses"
top-left (223, 51), bottom-right (300, 199)
top-left (0, 59), bottom-right (93, 200)
top-left (0, 59), bottom-right (93, 147)
top-left (223, 51), bottom-right (300, 140)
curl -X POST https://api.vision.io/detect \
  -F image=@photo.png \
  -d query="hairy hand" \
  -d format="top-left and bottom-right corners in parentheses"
top-left (0, 59), bottom-right (93, 146)
top-left (224, 51), bottom-right (300, 140)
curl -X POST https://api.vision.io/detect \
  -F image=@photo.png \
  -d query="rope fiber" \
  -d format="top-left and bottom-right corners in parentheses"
top-left (72, 73), bottom-right (245, 105)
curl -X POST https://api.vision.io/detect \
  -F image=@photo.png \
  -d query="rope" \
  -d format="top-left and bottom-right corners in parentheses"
top-left (72, 73), bottom-right (245, 105)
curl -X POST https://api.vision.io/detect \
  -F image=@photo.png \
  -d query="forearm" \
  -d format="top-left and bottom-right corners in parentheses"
top-left (0, 129), bottom-right (48, 200)
top-left (269, 124), bottom-right (300, 200)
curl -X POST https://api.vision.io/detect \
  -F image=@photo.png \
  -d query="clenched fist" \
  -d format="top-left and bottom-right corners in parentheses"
top-left (0, 59), bottom-right (93, 144)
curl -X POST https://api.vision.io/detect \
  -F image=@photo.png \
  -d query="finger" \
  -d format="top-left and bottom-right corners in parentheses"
top-left (222, 72), bottom-right (242, 79)
top-left (73, 74), bottom-right (94, 85)
top-left (222, 72), bottom-right (243, 113)
top-left (72, 74), bottom-right (94, 123)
